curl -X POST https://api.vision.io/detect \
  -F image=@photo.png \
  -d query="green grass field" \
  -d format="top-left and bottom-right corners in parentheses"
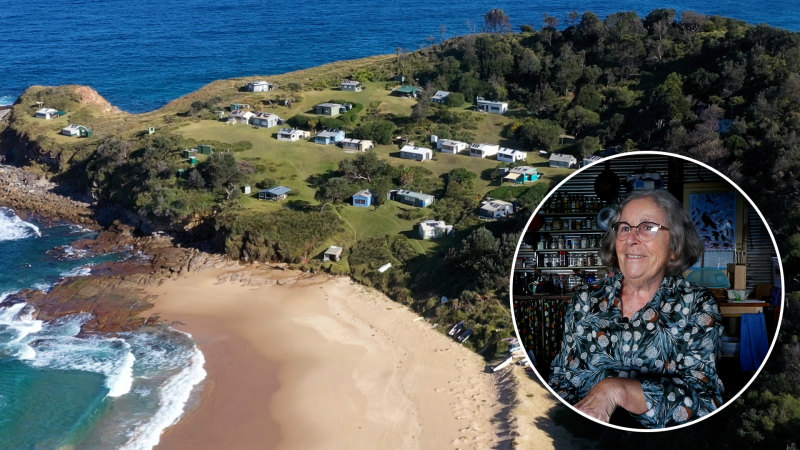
top-left (14, 63), bottom-right (576, 259)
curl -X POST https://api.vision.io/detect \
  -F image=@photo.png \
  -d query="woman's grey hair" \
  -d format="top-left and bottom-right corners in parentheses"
top-left (599, 189), bottom-right (703, 276)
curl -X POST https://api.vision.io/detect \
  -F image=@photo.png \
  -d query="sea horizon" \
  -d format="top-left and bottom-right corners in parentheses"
top-left (2, 0), bottom-right (800, 113)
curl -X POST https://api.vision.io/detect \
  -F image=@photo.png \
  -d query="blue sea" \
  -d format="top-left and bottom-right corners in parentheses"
top-left (1, 0), bottom-right (800, 113)
top-left (1, 0), bottom-right (800, 447)
top-left (0, 208), bottom-right (205, 449)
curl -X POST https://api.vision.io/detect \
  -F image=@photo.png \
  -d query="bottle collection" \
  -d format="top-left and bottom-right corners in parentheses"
top-left (539, 192), bottom-right (605, 214)
top-left (536, 234), bottom-right (599, 250)
top-left (514, 191), bottom-right (608, 296)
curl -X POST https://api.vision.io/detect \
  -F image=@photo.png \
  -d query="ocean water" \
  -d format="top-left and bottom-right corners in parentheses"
top-left (0, 208), bottom-right (206, 449)
top-left (1, 0), bottom-right (799, 113)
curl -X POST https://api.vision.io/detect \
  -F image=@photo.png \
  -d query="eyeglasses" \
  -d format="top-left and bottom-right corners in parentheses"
top-left (612, 221), bottom-right (669, 241)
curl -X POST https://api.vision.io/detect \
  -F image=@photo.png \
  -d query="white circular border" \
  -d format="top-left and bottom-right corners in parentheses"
top-left (508, 150), bottom-right (786, 432)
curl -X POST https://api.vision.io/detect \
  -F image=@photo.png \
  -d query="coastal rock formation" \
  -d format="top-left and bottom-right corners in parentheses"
top-left (71, 85), bottom-right (122, 115)
top-left (0, 165), bottom-right (96, 227)
top-left (8, 275), bottom-right (156, 333)
top-left (9, 238), bottom-right (235, 334)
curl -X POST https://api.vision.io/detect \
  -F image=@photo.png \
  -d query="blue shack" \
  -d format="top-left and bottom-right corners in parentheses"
top-left (315, 129), bottom-right (345, 145)
top-left (352, 189), bottom-right (373, 207)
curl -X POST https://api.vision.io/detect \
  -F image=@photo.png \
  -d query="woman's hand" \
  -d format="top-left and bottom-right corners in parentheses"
top-left (574, 377), bottom-right (648, 422)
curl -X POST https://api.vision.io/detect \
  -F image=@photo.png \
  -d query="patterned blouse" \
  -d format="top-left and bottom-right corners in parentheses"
top-left (548, 274), bottom-right (724, 428)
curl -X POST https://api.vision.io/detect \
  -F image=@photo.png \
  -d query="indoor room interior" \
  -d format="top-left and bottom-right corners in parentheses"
top-left (512, 153), bottom-right (781, 419)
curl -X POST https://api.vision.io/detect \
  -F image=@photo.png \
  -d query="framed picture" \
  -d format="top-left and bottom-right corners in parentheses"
top-left (683, 182), bottom-right (746, 269)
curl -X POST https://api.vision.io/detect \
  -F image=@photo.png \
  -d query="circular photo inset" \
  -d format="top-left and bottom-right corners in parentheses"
top-left (510, 151), bottom-right (784, 431)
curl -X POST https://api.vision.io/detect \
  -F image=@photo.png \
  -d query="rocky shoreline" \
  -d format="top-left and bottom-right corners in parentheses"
top-left (0, 164), bottom-right (236, 333)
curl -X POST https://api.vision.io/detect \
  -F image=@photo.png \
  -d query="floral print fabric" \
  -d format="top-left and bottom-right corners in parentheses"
top-left (548, 274), bottom-right (724, 428)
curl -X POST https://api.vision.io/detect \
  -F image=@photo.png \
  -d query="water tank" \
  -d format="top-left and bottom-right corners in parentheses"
top-left (430, 134), bottom-right (438, 144)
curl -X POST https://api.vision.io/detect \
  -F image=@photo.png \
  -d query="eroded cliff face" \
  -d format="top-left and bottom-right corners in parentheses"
top-left (0, 122), bottom-right (64, 171)
top-left (0, 164), bottom-right (96, 227)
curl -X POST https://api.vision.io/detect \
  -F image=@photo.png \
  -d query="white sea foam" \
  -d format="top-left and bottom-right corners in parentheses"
top-left (120, 338), bottom-right (206, 450)
top-left (59, 245), bottom-right (91, 259)
top-left (60, 265), bottom-right (93, 278)
top-left (0, 302), bottom-right (44, 359)
top-left (0, 207), bottom-right (40, 241)
top-left (29, 336), bottom-right (135, 398)
top-left (107, 347), bottom-right (136, 398)
top-left (67, 224), bottom-right (94, 234)
top-left (40, 312), bottom-right (93, 338)
top-left (31, 283), bottom-right (52, 293)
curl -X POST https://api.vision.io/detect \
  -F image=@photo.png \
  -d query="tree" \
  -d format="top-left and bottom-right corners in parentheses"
top-left (315, 177), bottom-right (353, 211)
top-left (354, 119), bottom-right (396, 145)
top-left (574, 84), bottom-right (604, 111)
top-left (553, 44), bottom-right (585, 95)
top-left (518, 118), bottom-right (564, 150)
top-left (412, 84), bottom-right (437, 123)
top-left (446, 227), bottom-right (519, 291)
top-left (577, 136), bottom-right (603, 159)
top-left (286, 82), bottom-right (302, 100)
top-left (518, 183), bottom-right (550, 210)
top-left (286, 114), bottom-right (312, 129)
top-left (446, 168), bottom-right (478, 198)
top-left (484, 8), bottom-right (511, 33)
top-left (575, 12), bottom-right (606, 52)
top-left (87, 136), bottom-right (133, 200)
top-left (475, 34), bottom-right (514, 79)
top-left (603, 12), bottom-right (647, 78)
top-left (543, 14), bottom-right (559, 30)
top-left (681, 11), bottom-right (707, 34)
top-left (649, 72), bottom-right (692, 128)
top-left (369, 176), bottom-right (393, 208)
top-left (528, 87), bottom-right (559, 115)
top-left (187, 168), bottom-right (206, 190)
top-left (563, 105), bottom-right (600, 136)
top-left (514, 47), bottom-right (540, 78)
top-left (541, 15), bottom-right (560, 46)
top-left (397, 166), bottom-right (441, 193)
top-left (339, 151), bottom-right (392, 183)
top-left (444, 92), bottom-right (466, 107)
top-left (567, 10), bottom-right (580, 28)
top-left (645, 9), bottom-right (676, 62)
top-left (199, 152), bottom-right (244, 199)
top-left (457, 71), bottom-right (484, 102)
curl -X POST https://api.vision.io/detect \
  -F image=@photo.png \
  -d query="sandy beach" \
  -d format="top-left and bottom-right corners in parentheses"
top-left (146, 265), bottom-right (588, 449)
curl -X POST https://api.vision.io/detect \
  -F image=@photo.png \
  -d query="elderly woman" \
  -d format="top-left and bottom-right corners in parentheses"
top-left (548, 189), bottom-right (724, 428)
